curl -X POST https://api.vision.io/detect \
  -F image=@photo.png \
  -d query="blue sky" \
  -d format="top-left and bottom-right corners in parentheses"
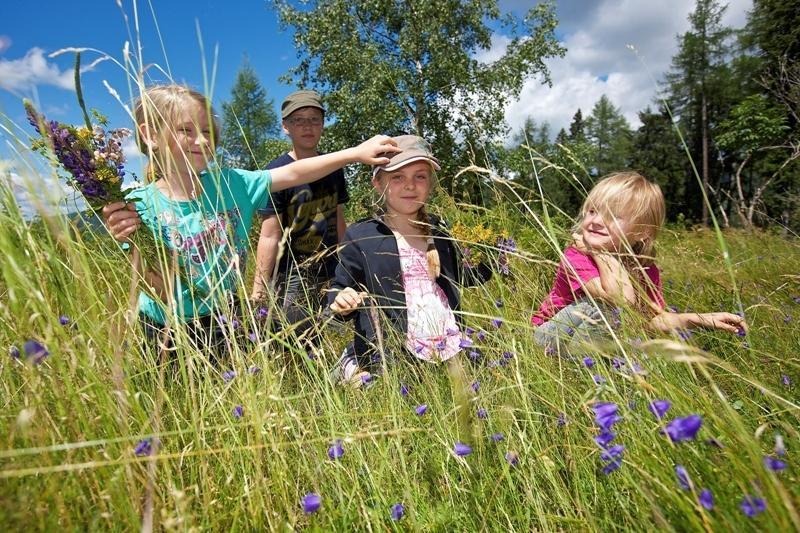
top-left (1, 0), bottom-right (752, 215)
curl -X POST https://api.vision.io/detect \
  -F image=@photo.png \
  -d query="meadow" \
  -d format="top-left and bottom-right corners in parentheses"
top-left (0, 182), bottom-right (798, 530)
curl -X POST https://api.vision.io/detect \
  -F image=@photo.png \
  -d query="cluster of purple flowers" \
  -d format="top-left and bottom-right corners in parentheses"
top-left (25, 101), bottom-right (131, 206)
top-left (592, 402), bottom-right (625, 474)
top-left (496, 236), bottom-right (516, 276)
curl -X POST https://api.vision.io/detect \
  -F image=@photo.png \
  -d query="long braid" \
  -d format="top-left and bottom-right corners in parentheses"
top-left (416, 205), bottom-right (440, 279)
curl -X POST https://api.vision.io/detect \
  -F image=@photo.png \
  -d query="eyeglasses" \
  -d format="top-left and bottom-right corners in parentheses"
top-left (286, 117), bottom-right (323, 127)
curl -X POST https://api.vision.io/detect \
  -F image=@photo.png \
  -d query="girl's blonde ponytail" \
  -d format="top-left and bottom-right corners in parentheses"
top-left (416, 205), bottom-right (440, 279)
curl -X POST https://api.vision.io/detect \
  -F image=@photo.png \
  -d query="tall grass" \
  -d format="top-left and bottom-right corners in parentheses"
top-left (1, 7), bottom-right (799, 530)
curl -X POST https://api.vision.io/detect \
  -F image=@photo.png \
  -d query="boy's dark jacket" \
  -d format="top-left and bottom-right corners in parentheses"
top-left (327, 215), bottom-right (491, 365)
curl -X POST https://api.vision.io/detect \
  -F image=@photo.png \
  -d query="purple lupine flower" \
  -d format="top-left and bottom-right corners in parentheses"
top-left (248, 366), bottom-right (261, 375)
top-left (328, 439), bottom-right (344, 460)
top-left (675, 465), bottom-right (692, 490)
top-left (465, 327), bottom-right (475, 336)
top-left (459, 337), bottom-right (473, 349)
top-left (648, 400), bottom-right (672, 419)
top-left (134, 438), bottom-right (153, 457)
top-left (58, 315), bottom-right (70, 326)
top-left (662, 414), bottom-right (703, 442)
top-left (23, 340), bottom-right (49, 364)
top-left (491, 432), bottom-right (504, 442)
top-left (471, 381), bottom-right (480, 393)
top-left (600, 444), bottom-right (625, 462)
top-left (222, 370), bottom-right (236, 382)
top-left (595, 431), bottom-right (615, 447)
top-left (740, 495), bottom-right (766, 517)
top-left (301, 493), bottom-right (321, 514)
top-left (583, 357), bottom-right (595, 368)
top-left (454, 442), bottom-right (472, 456)
top-left (593, 374), bottom-right (606, 385)
top-left (400, 383), bottom-right (409, 397)
top-left (477, 408), bottom-right (488, 419)
top-left (415, 404), bottom-right (428, 416)
top-left (557, 413), bottom-right (566, 427)
top-left (593, 403), bottom-right (620, 430)
top-left (505, 451), bottom-right (519, 466)
top-left (232, 405), bottom-right (244, 419)
top-left (763, 456), bottom-right (787, 472)
top-left (491, 318), bottom-right (503, 329)
top-left (9, 345), bottom-right (20, 359)
top-left (783, 375), bottom-right (791, 387)
top-left (390, 503), bottom-right (404, 521)
top-left (699, 489), bottom-right (714, 510)
top-left (477, 330), bottom-right (486, 342)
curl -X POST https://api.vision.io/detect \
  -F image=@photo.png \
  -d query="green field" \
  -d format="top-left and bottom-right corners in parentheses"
top-left (0, 193), bottom-right (798, 531)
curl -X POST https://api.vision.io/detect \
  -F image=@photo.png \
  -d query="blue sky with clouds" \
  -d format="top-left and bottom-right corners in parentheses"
top-left (1, 0), bottom-right (752, 215)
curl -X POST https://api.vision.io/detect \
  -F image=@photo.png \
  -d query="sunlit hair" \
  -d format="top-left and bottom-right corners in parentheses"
top-left (580, 171), bottom-right (666, 264)
top-left (133, 84), bottom-right (221, 182)
top-left (373, 161), bottom-right (441, 278)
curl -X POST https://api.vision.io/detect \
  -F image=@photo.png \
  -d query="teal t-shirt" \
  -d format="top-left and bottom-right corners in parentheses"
top-left (127, 167), bottom-right (272, 324)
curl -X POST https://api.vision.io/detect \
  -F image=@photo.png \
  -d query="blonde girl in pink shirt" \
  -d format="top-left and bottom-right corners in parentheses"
top-left (532, 171), bottom-right (747, 354)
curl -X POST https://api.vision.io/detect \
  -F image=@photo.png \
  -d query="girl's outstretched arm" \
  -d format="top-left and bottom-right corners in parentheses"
top-left (270, 135), bottom-right (401, 192)
top-left (650, 311), bottom-right (747, 334)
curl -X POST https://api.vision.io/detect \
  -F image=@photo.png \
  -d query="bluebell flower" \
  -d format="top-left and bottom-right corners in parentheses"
top-left (415, 404), bottom-right (428, 416)
top-left (675, 465), bottom-right (692, 490)
top-left (763, 455), bottom-right (787, 471)
top-left (600, 444), bottom-right (625, 461)
top-left (477, 330), bottom-right (486, 342)
top-left (783, 375), bottom-right (791, 387)
top-left (505, 451), bottom-right (519, 466)
top-left (232, 405), bottom-right (243, 419)
top-left (502, 351), bottom-right (514, 359)
top-left (491, 433), bottom-right (504, 442)
top-left (699, 489), bottom-right (714, 510)
top-left (557, 413), bottom-right (566, 427)
top-left (59, 315), bottom-right (70, 326)
top-left (400, 383), bottom-right (409, 397)
top-left (465, 326), bottom-right (475, 336)
top-left (9, 345), bottom-right (20, 359)
top-left (648, 400), bottom-right (671, 419)
top-left (662, 414), bottom-right (703, 442)
top-left (23, 340), bottom-right (49, 365)
top-left (301, 493), bottom-right (321, 514)
top-left (594, 431), bottom-right (615, 447)
top-left (495, 299), bottom-right (503, 308)
top-left (740, 495), bottom-right (766, 517)
top-left (134, 438), bottom-right (153, 457)
top-left (222, 370), bottom-right (236, 382)
top-left (593, 403), bottom-right (620, 430)
top-left (491, 318), bottom-right (502, 329)
top-left (593, 374), bottom-right (606, 385)
top-left (390, 503), bottom-right (404, 520)
top-left (248, 332), bottom-right (257, 342)
top-left (583, 357), bottom-right (595, 368)
top-left (468, 350), bottom-right (481, 361)
top-left (231, 318), bottom-right (240, 329)
top-left (257, 307), bottom-right (269, 318)
top-left (471, 381), bottom-right (480, 393)
top-left (459, 337), bottom-right (473, 349)
top-left (361, 373), bottom-right (373, 385)
top-left (477, 408), bottom-right (488, 419)
top-left (328, 439), bottom-right (344, 460)
top-left (454, 442), bottom-right (472, 456)
top-left (602, 458), bottom-right (622, 474)
top-left (612, 358), bottom-right (624, 369)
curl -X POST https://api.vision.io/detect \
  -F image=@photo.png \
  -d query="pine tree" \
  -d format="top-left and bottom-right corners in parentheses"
top-left (221, 58), bottom-right (280, 170)
top-left (585, 95), bottom-right (633, 176)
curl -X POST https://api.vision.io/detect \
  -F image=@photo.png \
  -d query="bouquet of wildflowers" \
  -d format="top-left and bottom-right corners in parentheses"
top-left (24, 101), bottom-right (133, 208)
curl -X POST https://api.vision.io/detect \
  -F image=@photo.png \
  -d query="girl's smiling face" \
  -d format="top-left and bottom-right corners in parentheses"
top-left (374, 161), bottom-right (432, 217)
top-left (157, 99), bottom-right (215, 177)
top-left (580, 207), bottom-right (634, 252)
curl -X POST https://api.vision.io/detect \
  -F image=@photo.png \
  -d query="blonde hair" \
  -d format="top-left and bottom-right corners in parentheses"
top-left (374, 162), bottom-right (441, 279)
top-left (133, 84), bottom-right (221, 182)
top-left (580, 171), bottom-right (665, 264)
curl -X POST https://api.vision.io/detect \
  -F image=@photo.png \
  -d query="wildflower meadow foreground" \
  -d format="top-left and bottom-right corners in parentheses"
top-left (0, 192), bottom-right (798, 529)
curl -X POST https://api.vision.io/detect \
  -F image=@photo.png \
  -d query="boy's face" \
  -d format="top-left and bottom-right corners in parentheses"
top-left (282, 106), bottom-right (324, 153)
top-left (373, 160), bottom-right (432, 217)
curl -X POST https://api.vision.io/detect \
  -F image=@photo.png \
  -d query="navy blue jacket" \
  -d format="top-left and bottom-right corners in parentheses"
top-left (328, 215), bottom-right (491, 365)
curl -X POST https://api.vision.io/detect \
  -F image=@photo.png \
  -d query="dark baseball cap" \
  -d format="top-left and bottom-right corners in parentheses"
top-left (281, 90), bottom-right (324, 119)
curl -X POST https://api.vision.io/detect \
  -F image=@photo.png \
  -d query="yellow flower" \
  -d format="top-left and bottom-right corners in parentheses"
top-left (94, 166), bottom-right (117, 183)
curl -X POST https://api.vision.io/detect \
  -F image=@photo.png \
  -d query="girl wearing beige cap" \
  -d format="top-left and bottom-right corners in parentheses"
top-left (327, 135), bottom-right (491, 385)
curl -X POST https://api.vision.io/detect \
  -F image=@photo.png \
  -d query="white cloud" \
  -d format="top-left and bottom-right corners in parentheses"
top-left (1, 159), bottom-right (85, 219)
top-left (493, 0), bottom-right (752, 138)
top-left (0, 47), bottom-right (75, 94)
top-left (0, 35), bottom-right (11, 54)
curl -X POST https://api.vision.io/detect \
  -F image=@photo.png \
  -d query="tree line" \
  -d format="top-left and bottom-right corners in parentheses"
top-left (221, 0), bottom-right (799, 230)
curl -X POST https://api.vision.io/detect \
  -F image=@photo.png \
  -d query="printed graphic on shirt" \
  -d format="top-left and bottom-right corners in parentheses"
top-left (283, 188), bottom-right (339, 256)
